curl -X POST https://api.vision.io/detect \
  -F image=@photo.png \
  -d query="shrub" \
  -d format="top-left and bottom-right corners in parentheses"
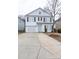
top-left (58, 29), bottom-right (61, 33)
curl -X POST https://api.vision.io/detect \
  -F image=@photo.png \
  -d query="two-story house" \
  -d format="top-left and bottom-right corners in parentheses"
top-left (24, 8), bottom-right (53, 32)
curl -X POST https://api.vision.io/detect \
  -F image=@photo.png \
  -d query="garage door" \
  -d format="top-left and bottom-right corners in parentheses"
top-left (27, 26), bottom-right (37, 32)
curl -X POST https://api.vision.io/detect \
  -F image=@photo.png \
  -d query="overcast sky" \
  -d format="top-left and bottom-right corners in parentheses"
top-left (18, 0), bottom-right (47, 15)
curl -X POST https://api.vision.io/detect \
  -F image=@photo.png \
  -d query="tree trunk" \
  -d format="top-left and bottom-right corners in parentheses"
top-left (52, 11), bottom-right (55, 32)
top-left (52, 20), bottom-right (55, 32)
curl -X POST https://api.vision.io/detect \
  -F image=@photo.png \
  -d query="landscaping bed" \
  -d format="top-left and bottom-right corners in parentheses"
top-left (46, 33), bottom-right (61, 42)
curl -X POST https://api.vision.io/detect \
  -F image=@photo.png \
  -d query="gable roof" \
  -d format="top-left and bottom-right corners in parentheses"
top-left (25, 8), bottom-right (51, 16)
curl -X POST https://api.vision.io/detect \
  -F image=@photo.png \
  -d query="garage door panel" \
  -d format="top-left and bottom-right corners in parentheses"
top-left (26, 26), bottom-right (37, 32)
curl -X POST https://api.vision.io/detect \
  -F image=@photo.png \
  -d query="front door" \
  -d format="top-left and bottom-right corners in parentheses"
top-left (44, 25), bottom-right (47, 32)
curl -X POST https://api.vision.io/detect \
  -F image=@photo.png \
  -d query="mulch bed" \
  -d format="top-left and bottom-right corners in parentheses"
top-left (46, 33), bottom-right (61, 42)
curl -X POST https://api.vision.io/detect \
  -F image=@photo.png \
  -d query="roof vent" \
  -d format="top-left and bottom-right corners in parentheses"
top-left (39, 11), bottom-right (41, 14)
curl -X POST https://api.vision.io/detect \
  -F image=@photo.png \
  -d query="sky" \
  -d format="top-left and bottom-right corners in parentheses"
top-left (18, 0), bottom-right (47, 15)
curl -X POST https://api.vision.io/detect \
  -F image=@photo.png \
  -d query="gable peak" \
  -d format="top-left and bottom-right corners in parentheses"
top-left (25, 8), bottom-right (51, 16)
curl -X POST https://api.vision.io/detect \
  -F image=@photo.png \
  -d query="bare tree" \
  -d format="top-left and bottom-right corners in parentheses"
top-left (44, 0), bottom-right (61, 32)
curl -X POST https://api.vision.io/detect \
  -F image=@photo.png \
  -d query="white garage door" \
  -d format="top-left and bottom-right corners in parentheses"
top-left (27, 26), bottom-right (37, 32)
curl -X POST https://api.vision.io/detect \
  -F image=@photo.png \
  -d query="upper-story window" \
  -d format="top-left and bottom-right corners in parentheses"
top-left (41, 17), bottom-right (42, 21)
top-left (50, 18), bottom-right (52, 22)
top-left (38, 17), bottom-right (42, 21)
top-left (27, 17), bottom-right (29, 22)
top-left (34, 17), bottom-right (36, 22)
top-left (38, 17), bottom-right (39, 21)
top-left (43, 18), bottom-right (45, 22)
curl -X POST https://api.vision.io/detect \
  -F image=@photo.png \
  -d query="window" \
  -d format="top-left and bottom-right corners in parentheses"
top-left (41, 17), bottom-right (42, 21)
top-left (27, 17), bottom-right (29, 22)
top-left (50, 18), bottom-right (52, 22)
top-left (34, 17), bottom-right (36, 22)
top-left (38, 17), bottom-right (39, 21)
top-left (43, 18), bottom-right (45, 22)
top-left (38, 17), bottom-right (42, 21)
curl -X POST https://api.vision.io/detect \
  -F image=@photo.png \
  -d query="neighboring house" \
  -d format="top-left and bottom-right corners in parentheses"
top-left (54, 17), bottom-right (61, 32)
top-left (18, 16), bottom-right (25, 32)
top-left (24, 8), bottom-right (53, 32)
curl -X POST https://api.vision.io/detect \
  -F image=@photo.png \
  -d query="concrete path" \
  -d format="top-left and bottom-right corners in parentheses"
top-left (18, 33), bottom-right (61, 59)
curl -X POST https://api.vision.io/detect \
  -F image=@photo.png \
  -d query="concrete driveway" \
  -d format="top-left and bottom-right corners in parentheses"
top-left (18, 33), bottom-right (61, 59)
